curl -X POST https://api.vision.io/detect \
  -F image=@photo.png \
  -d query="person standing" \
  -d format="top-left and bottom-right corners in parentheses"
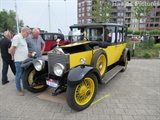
top-left (26, 28), bottom-right (45, 57)
top-left (9, 26), bottom-right (31, 96)
top-left (0, 30), bottom-right (16, 85)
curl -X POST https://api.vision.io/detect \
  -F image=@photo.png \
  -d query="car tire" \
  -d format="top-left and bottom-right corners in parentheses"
top-left (66, 73), bottom-right (98, 111)
top-left (121, 57), bottom-right (128, 72)
top-left (91, 50), bottom-right (107, 78)
top-left (22, 66), bottom-right (48, 93)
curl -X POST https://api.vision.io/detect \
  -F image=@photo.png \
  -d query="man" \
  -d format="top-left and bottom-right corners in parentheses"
top-left (0, 30), bottom-right (16, 85)
top-left (9, 26), bottom-right (31, 96)
top-left (26, 28), bottom-right (45, 57)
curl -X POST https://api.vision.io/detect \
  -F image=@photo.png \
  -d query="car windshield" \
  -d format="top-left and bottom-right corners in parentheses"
top-left (69, 27), bottom-right (103, 42)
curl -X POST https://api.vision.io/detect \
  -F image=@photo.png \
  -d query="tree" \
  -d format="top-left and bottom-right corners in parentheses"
top-left (89, 0), bottom-right (112, 23)
top-left (0, 9), bottom-right (24, 34)
top-left (132, 0), bottom-right (153, 31)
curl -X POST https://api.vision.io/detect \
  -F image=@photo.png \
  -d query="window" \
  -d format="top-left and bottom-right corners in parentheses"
top-left (87, 13), bottom-right (91, 16)
top-left (132, 18), bottom-right (137, 23)
top-left (106, 26), bottom-right (116, 43)
top-left (132, 24), bottom-right (137, 27)
top-left (82, 7), bottom-right (84, 12)
top-left (78, 3), bottom-right (81, 7)
top-left (150, 18), bottom-right (154, 22)
top-left (82, 1), bottom-right (85, 6)
top-left (140, 24), bottom-right (145, 28)
top-left (79, 8), bottom-right (81, 13)
top-left (117, 27), bottom-right (123, 42)
top-left (87, 19), bottom-right (91, 23)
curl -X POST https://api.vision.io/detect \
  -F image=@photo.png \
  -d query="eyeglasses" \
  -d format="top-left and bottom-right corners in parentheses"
top-left (26, 31), bottom-right (30, 35)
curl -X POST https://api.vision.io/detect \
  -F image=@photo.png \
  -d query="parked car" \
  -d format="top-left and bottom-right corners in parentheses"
top-left (21, 23), bottom-right (131, 111)
top-left (40, 32), bottom-right (70, 53)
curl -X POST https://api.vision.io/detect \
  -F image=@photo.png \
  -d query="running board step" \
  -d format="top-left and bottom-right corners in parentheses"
top-left (102, 65), bottom-right (123, 84)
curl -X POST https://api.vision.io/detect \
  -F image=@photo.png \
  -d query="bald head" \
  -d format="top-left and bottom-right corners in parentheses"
top-left (4, 30), bottom-right (11, 39)
top-left (32, 28), bottom-right (40, 39)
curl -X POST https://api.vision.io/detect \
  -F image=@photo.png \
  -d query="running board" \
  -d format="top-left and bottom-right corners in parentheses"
top-left (102, 65), bottom-right (123, 84)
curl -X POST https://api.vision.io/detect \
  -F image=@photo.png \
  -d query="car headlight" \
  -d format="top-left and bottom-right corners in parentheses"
top-left (53, 63), bottom-right (65, 76)
top-left (80, 58), bottom-right (86, 65)
top-left (34, 60), bottom-right (44, 71)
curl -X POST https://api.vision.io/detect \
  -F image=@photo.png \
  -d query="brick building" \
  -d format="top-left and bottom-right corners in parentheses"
top-left (77, 0), bottom-right (160, 31)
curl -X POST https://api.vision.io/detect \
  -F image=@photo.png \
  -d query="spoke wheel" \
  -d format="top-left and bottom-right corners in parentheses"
top-left (22, 66), bottom-right (48, 93)
top-left (91, 50), bottom-right (107, 78)
top-left (66, 73), bottom-right (98, 111)
top-left (121, 57), bottom-right (128, 72)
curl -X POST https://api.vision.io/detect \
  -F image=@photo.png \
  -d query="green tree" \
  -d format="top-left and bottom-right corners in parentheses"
top-left (132, 0), bottom-right (153, 31)
top-left (0, 9), bottom-right (24, 34)
top-left (89, 0), bottom-right (112, 23)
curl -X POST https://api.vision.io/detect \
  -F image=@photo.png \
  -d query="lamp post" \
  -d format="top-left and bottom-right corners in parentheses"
top-left (14, 0), bottom-right (19, 33)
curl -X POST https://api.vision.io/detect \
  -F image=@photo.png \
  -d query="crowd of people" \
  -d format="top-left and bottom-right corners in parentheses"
top-left (0, 27), bottom-right (45, 96)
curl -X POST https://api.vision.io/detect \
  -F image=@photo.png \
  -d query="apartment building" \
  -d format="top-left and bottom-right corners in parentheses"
top-left (77, 0), bottom-right (160, 31)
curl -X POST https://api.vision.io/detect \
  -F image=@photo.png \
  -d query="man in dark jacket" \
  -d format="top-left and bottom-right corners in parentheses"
top-left (0, 30), bottom-right (16, 85)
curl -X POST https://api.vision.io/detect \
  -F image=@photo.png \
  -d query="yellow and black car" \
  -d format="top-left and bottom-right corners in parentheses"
top-left (21, 23), bottom-right (131, 111)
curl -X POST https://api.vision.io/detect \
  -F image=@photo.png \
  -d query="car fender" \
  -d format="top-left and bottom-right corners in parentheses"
top-left (119, 48), bottom-right (131, 63)
top-left (67, 65), bottom-right (101, 87)
top-left (21, 57), bottom-right (48, 73)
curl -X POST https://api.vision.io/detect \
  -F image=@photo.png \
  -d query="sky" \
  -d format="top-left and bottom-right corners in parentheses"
top-left (0, 0), bottom-right (77, 35)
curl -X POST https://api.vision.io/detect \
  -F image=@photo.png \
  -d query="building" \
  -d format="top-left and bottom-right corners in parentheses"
top-left (77, 0), bottom-right (160, 31)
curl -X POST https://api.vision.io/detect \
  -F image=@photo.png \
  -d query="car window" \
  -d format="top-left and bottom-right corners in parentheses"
top-left (117, 26), bottom-right (123, 43)
top-left (106, 26), bottom-right (116, 43)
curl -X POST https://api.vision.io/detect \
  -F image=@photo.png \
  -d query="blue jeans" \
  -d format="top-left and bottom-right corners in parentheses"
top-left (14, 62), bottom-right (23, 91)
top-left (2, 59), bottom-right (16, 84)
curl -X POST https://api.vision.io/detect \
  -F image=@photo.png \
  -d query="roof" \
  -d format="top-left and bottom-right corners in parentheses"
top-left (69, 22), bottom-right (127, 28)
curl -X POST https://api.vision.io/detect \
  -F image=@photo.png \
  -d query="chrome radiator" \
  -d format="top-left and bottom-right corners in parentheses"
top-left (48, 53), bottom-right (69, 75)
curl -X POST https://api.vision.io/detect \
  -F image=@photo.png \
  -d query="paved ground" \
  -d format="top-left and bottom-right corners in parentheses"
top-left (0, 58), bottom-right (160, 120)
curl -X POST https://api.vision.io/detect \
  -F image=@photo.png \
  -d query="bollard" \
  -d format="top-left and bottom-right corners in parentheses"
top-left (132, 42), bottom-right (136, 57)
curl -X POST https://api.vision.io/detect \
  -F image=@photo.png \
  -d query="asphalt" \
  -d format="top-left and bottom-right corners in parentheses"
top-left (0, 57), bottom-right (160, 120)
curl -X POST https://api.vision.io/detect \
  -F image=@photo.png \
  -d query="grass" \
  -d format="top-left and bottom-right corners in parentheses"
top-left (126, 41), bottom-right (160, 58)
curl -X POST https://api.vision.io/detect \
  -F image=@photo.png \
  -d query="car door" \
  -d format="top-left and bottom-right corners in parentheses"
top-left (115, 26), bottom-right (125, 62)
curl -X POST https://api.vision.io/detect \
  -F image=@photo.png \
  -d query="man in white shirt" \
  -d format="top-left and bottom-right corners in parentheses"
top-left (9, 26), bottom-right (31, 96)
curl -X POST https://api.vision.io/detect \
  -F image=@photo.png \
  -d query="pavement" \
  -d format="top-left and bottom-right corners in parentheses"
top-left (0, 58), bottom-right (160, 120)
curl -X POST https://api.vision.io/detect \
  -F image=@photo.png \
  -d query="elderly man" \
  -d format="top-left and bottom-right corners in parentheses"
top-left (9, 26), bottom-right (31, 96)
top-left (0, 30), bottom-right (16, 85)
top-left (26, 28), bottom-right (45, 57)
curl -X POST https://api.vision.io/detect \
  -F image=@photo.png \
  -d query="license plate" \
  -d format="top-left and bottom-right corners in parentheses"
top-left (46, 79), bottom-right (58, 88)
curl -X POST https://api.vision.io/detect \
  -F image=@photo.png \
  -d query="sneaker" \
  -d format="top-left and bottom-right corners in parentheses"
top-left (17, 90), bottom-right (24, 96)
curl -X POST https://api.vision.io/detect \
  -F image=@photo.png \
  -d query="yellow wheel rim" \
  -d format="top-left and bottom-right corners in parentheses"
top-left (28, 70), bottom-right (44, 89)
top-left (96, 54), bottom-right (106, 76)
top-left (74, 77), bottom-right (95, 106)
top-left (124, 57), bottom-right (128, 70)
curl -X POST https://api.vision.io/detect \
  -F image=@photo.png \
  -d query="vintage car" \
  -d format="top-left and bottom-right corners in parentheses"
top-left (21, 23), bottom-right (131, 111)
top-left (40, 32), bottom-right (70, 53)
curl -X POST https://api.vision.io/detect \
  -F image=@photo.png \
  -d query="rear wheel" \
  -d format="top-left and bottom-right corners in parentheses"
top-left (91, 50), bottom-right (107, 78)
top-left (22, 66), bottom-right (48, 93)
top-left (121, 57), bottom-right (128, 72)
top-left (66, 73), bottom-right (98, 111)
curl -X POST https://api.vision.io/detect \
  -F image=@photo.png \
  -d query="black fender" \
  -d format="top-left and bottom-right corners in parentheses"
top-left (67, 65), bottom-right (101, 87)
top-left (21, 57), bottom-right (48, 73)
top-left (51, 44), bottom-right (62, 50)
top-left (21, 58), bottom-right (34, 73)
top-left (119, 48), bottom-right (131, 63)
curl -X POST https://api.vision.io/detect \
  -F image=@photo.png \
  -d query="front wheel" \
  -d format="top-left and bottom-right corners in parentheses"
top-left (66, 73), bottom-right (98, 111)
top-left (22, 66), bottom-right (48, 93)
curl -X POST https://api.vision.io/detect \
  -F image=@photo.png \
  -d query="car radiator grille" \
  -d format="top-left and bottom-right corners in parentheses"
top-left (48, 53), bottom-right (69, 75)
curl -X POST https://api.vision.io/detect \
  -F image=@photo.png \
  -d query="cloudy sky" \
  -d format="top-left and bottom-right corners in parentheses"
top-left (0, 0), bottom-right (77, 35)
